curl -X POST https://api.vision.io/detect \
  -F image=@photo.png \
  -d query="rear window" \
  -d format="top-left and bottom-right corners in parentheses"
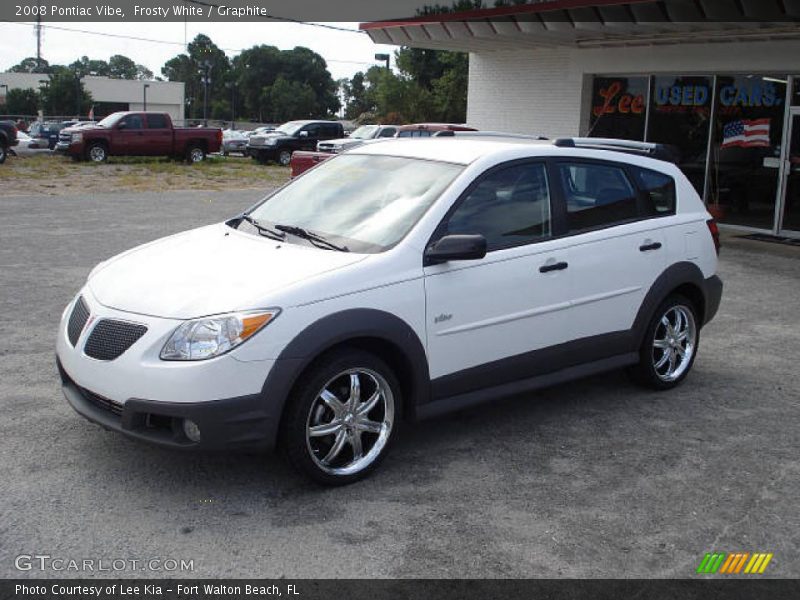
top-left (633, 167), bottom-right (677, 216)
top-left (557, 162), bottom-right (638, 233)
top-left (147, 114), bottom-right (169, 129)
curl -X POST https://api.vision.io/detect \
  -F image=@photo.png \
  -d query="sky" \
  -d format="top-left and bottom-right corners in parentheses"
top-left (0, 21), bottom-right (400, 81)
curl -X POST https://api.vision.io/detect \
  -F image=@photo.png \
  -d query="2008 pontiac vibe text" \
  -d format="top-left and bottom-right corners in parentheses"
top-left (56, 137), bottom-right (722, 485)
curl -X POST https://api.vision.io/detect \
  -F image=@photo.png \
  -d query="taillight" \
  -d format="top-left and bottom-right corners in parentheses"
top-left (217, 129), bottom-right (223, 144)
top-left (706, 218), bottom-right (720, 255)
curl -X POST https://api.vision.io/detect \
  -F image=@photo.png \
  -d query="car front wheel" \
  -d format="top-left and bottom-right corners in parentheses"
top-left (629, 295), bottom-right (699, 390)
top-left (278, 150), bottom-right (292, 166)
top-left (282, 349), bottom-right (401, 485)
top-left (86, 143), bottom-right (108, 162)
top-left (186, 145), bottom-right (206, 163)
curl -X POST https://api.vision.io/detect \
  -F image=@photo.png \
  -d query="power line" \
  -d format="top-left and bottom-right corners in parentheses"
top-left (1, 21), bottom-right (377, 65)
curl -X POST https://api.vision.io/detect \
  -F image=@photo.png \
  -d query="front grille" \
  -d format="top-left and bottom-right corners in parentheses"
top-left (84, 319), bottom-right (147, 361)
top-left (59, 132), bottom-right (71, 143)
top-left (67, 296), bottom-right (90, 346)
top-left (80, 387), bottom-right (123, 416)
top-left (249, 137), bottom-right (265, 146)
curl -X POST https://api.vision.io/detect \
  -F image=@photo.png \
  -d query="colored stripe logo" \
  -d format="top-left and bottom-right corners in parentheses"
top-left (697, 552), bottom-right (773, 574)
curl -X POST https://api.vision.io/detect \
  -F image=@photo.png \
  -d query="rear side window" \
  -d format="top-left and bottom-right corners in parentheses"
top-left (633, 167), bottom-right (677, 216)
top-left (146, 114), bottom-right (168, 129)
top-left (120, 114), bottom-right (144, 129)
top-left (379, 127), bottom-right (397, 138)
top-left (444, 162), bottom-right (551, 251)
top-left (557, 162), bottom-right (638, 233)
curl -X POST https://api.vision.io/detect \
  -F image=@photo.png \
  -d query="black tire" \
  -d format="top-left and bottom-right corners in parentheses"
top-left (628, 294), bottom-right (700, 390)
top-left (85, 142), bottom-right (108, 163)
top-left (282, 348), bottom-right (402, 486)
top-left (186, 145), bottom-right (206, 163)
top-left (278, 150), bottom-right (292, 166)
top-left (0, 144), bottom-right (7, 164)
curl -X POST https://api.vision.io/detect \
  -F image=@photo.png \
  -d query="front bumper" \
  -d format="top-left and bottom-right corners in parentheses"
top-left (246, 146), bottom-right (278, 160)
top-left (56, 289), bottom-right (282, 450)
top-left (58, 358), bottom-right (272, 450)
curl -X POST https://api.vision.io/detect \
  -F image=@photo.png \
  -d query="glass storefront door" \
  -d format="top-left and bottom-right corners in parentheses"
top-left (706, 75), bottom-right (786, 230)
top-left (778, 110), bottom-right (800, 234)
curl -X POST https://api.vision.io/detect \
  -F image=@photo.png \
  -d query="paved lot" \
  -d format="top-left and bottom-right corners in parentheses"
top-left (1, 190), bottom-right (798, 578)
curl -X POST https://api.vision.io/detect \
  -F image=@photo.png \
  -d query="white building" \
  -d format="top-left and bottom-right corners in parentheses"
top-left (363, 0), bottom-right (800, 237)
top-left (0, 72), bottom-right (184, 121)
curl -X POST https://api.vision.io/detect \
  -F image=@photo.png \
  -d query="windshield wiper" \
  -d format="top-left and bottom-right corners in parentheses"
top-left (274, 224), bottom-right (349, 252)
top-left (239, 214), bottom-right (285, 241)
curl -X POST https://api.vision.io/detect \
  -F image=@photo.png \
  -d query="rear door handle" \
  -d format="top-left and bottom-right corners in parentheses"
top-left (539, 261), bottom-right (568, 273)
top-left (639, 242), bottom-right (662, 252)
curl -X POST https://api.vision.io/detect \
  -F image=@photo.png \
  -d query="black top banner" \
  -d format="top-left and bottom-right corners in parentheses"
top-left (3, 0), bottom-right (800, 23)
top-left (3, 579), bottom-right (800, 600)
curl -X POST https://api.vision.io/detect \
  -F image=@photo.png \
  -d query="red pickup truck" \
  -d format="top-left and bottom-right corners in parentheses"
top-left (56, 112), bottom-right (222, 163)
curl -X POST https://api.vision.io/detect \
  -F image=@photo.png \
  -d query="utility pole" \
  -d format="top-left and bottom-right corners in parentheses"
top-left (199, 60), bottom-right (212, 126)
top-left (74, 70), bottom-right (81, 118)
top-left (35, 3), bottom-right (42, 69)
top-left (143, 83), bottom-right (150, 111)
top-left (225, 81), bottom-right (235, 129)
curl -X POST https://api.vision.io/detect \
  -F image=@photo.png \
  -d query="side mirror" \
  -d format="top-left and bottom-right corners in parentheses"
top-left (424, 234), bottom-right (487, 265)
top-left (299, 130), bottom-right (308, 138)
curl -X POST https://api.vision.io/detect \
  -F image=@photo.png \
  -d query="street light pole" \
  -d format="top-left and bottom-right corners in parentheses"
top-left (225, 81), bottom-right (235, 129)
top-left (199, 60), bottom-right (212, 127)
top-left (143, 83), bottom-right (150, 111)
top-left (374, 53), bottom-right (390, 70)
top-left (75, 71), bottom-right (81, 118)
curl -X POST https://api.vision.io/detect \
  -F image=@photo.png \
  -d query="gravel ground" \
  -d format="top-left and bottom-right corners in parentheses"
top-left (0, 190), bottom-right (798, 579)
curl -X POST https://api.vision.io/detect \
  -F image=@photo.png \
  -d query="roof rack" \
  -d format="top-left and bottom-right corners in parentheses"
top-left (553, 137), bottom-right (679, 163)
top-left (437, 130), bottom-right (549, 141)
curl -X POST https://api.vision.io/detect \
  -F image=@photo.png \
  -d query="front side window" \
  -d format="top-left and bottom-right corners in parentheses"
top-left (350, 125), bottom-right (378, 139)
top-left (444, 162), bottom-right (551, 251)
top-left (120, 114), bottom-right (144, 129)
top-left (248, 154), bottom-right (463, 252)
top-left (147, 114), bottom-right (168, 129)
top-left (558, 162), bottom-right (638, 232)
top-left (378, 127), bottom-right (397, 138)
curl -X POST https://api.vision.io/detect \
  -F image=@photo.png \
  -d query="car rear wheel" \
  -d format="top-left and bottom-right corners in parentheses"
top-left (0, 144), bottom-right (7, 164)
top-left (629, 295), bottom-right (699, 390)
top-left (186, 145), bottom-right (206, 163)
top-left (282, 349), bottom-right (401, 485)
top-left (86, 143), bottom-right (108, 163)
top-left (278, 150), bottom-right (292, 166)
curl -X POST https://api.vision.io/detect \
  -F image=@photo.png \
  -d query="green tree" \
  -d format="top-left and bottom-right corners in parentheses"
top-left (135, 64), bottom-right (154, 80)
top-left (108, 54), bottom-right (137, 79)
top-left (8, 57), bottom-right (50, 73)
top-left (264, 76), bottom-right (317, 122)
top-left (40, 67), bottom-right (93, 116)
top-left (4, 88), bottom-right (40, 115)
top-left (69, 56), bottom-right (110, 77)
top-left (161, 34), bottom-right (230, 120)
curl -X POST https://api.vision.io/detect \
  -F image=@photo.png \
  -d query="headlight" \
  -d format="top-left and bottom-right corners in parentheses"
top-left (71, 133), bottom-right (83, 143)
top-left (160, 309), bottom-right (280, 361)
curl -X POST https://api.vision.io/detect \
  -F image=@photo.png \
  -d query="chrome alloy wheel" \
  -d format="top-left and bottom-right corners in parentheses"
top-left (189, 147), bottom-right (205, 163)
top-left (88, 145), bottom-right (106, 162)
top-left (652, 305), bottom-right (697, 382)
top-left (305, 368), bottom-right (394, 477)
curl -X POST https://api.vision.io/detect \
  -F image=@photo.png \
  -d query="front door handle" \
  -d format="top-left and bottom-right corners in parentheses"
top-left (639, 242), bottom-right (662, 252)
top-left (539, 261), bottom-right (568, 273)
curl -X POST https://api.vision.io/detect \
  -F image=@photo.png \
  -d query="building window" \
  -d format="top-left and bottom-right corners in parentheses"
top-left (588, 76), bottom-right (648, 141)
top-left (707, 75), bottom-right (786, 229)
top-left (647, 75), bottom-right (713, 196)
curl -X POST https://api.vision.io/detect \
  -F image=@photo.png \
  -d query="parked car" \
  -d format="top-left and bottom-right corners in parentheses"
top-left (222, 129), bottom-right (248, 156)
top-left (247, 120), bottom-right (344, 166)
top-left (28, 121), bottom-right (67, 150)
top-left (56, 112), bottom-right (222, 162)
top-left (289, 123), bottom-right (479, 178)
top-left (8, 131), bottom-right (52, 158)
top-left (396, 123), bottom-right (477, 137)
top-left (56, 136), bottom-right (722, 485)
top-left (0, 120), bottom-right (20, 163)
top-left (317, 124), bottom-right (398, 154)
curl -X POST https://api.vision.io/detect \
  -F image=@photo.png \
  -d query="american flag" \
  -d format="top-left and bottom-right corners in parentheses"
top-left (721, 119), bottom-right (771, 148)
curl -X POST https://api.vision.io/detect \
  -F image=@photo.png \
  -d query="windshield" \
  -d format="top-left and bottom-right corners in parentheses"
top-left (247, 154), bottom-right (463, 252)
top-left (350, 125), bottom-right (379, 140)
top-left (96, 113), bottom-right (125, 128)
top-left (274, 121), bottom-right (306, 136)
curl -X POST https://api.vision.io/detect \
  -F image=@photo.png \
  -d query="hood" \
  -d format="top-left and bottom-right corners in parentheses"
top-left (88, 224), bottom-right (367, 319)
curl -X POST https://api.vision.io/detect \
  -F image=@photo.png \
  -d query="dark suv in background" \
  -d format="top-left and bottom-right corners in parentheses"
top-left (0, 121), bottom-right (20, 164)
top-left (247, 120), bottom-right (344, 165)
